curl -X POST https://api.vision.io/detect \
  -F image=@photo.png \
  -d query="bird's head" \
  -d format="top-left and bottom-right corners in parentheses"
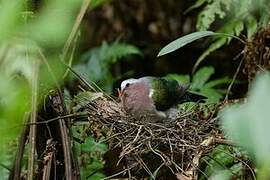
top-left (118, 78), bottom-right (138, 97)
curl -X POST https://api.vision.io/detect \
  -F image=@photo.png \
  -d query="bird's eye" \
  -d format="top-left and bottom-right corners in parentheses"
top-left (126, 83), bottom-right (130, 87)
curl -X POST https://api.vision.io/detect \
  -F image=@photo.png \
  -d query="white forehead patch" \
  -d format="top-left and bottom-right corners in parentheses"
top-left (149, 89), bottom-right (154, 98)
top-left (120, 78), bottom-right (138, 90)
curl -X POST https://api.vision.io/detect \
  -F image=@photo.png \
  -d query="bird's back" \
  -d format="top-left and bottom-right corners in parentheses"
top-left (140, 77), bottom-right (185, 111)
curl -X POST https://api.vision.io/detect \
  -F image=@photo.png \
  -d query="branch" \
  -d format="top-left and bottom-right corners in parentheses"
top-left (27, 61), bottom-right (39, 180)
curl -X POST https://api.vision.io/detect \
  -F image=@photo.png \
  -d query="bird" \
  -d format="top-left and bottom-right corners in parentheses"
top-left (118, 76), bottom-right (207, 120)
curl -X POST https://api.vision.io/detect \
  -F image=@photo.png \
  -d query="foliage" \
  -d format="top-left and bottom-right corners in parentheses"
top-left (158, 30), bottom-right (244, 57)
top-left (72, 91), bottom-right (103, 112)
top-left (71, 91), bottom-right (110, 178)
top-left (74, 41), bottom-right (141, 93)
top-left (157, 31), bottom-right (217, 57)
top-left (0, 140), bottom-right (19, 179)
top-left (221, 73), bottom-right (270, 178)
top-left (72, 125), bottom-right (108, 180)
top-left (0, 0), bottom-right (83, 177)
top-left (1, 0), bottom-right (268, 179)
top-left (189, 0), bottom-right (270, 71)
top-left (199, 145), bottom-right (249, 179)
top-left (195, 0), bottom-right (233, 31)
top-left (167, 66), bottom-right (231, 103)
top-left (157, 30), bottom-right (244, 72)
top-left (90, 0), bottom-right (110, 9)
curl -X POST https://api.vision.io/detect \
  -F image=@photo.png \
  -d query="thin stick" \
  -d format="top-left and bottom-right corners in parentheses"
top-left (62, 0), bottom-right (90, 78)
top-left (224, 57), bottom-right (244, 101)
top-left (9, 113), bottom-right (29, 180)
top-left (58, 106), bottom-right (73, 180)
top-left (28, 61), bottom-right (39, 180)
top-left (102, 167), bottom-right (132, 180)
top-left (26, 113), bottom-right (88, 125)
top-left (213, 138), bottom-right (236, 146)
top-left (63, 34), bottom-right (78, 79)
top-left (64, 63), bottom-right (117, 102)
top-left (42, 140), bottom-right (55, 180)
top-left (62, 0), bottom-right (91, 60)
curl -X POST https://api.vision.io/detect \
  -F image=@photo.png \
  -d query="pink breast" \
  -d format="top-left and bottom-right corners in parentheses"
top-left (121, 82), bottom-right (154, 115)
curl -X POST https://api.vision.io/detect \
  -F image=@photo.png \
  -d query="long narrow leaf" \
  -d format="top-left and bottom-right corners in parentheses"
top-left (191, 66), bottom-right (214, 90)
top-left (157, 31), bottom-right (217, 57)
top-left (157, 31), bottom-right (244, 58)
top-left (204, 77), bottom-right (231, 88)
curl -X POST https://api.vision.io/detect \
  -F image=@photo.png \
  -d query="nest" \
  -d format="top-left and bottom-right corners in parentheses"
top-left (77, 93), bottom-right (224, 179)
top-left (244, 25), bottom-right (270, 85)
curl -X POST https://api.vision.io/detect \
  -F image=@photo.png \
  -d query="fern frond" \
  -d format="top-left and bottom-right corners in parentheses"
top-left (101, 41), bottom-right (142, 64)
top-left (75, 41), bottom-right (141, 93)
top-left (245, 15), bottom-right (257, 38)
top-left (196, 0), bottom-right (233, 31)
top-left (185, 0), bottom-right (207, 14)
top-left (190, 0), bottom-right (270, 70)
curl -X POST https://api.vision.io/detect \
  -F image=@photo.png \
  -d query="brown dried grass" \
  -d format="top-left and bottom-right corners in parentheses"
top-left (78, 95), bottom-right (224, 179)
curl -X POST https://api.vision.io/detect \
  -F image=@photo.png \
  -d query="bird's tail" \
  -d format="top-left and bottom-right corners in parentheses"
top-left (178, 92), bottom-right (207, 104)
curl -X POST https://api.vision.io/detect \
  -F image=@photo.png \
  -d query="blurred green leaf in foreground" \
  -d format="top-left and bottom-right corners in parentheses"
top-left (0, 0), bottom-right (83, 177)
top-left (221, 73), bottom-right (270, 179)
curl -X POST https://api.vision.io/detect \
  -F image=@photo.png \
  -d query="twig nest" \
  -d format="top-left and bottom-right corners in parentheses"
top-left (75, 92), bottom-right (221, 178)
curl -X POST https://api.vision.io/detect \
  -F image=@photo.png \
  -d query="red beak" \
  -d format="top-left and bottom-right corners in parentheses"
top-left (117, 88), bottom-right (123, 97)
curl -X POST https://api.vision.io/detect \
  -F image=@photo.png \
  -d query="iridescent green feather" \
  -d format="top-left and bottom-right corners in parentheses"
top-left (148, 77), bottom-right (180, 111)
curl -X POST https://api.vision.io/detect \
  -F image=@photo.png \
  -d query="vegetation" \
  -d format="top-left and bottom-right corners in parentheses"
top-left (188, 0), bottom-right (270, 71)
top-left (0, 0), bottom-right (270, 179)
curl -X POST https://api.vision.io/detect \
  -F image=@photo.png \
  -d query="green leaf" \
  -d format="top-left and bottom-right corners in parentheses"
top-left (178, 102), bottom-right (198, 111)
top-left (157, 31), bottom-right (218, 57)
top-left (193, 37), bottom-right (227, 73)
top-left (199, 145), bottom-right (248, 180)
top-left (80, 157), bottom-right (105, 179)
top-left (221, 73), bottom-right (270, 170)
top-left (75, 47), bottom-right (113, 92)
top-left (258, 0), bottom-right (270, 27)
top-left (165, 74), bottom-right (190, 84)
top-left (0, 73), bottom-right (31, 162)
top-left (200, 145), bottom-right (235, 179)
top-left (77, 135), bottom-right (107, 179)
top-left (200, 88), bottom-right (223, 103)
top-left (204, 77), bottom-right (231, 88)
top-left (0, 1), bottom-right (24, 42)
top-left (193, 19), bottom-right (245, 72)
top-left (191, 66), bottom-right (214, 90)
top-left (196, 0), bottom-right (233, 31)
top-left (0, 40), bottom-right (40, 83)
top-left (185, 0), bottom-right (207, 14)
top-left (85, 172), bottom-right (106, 180)
top-left (234, 21), bottom-right (244, 37)
top-left (209, 170), bottom-right (231, 180)
top-left (246, 15), bottom-right (257, 38)
top-left (76, 41), bottom-right (141, 93)
top-left (90, 0), bottom-right (109, 9)
top-left (101, 41), bottom-right (142, 64)
top-left (81, 137), bottom-right (108, 153)
top-left (29, 0), bottom-right (82, 47)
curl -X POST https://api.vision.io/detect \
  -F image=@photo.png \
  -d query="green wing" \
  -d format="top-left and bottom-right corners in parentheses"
top-left (150, 77), bottom-right (180, 111)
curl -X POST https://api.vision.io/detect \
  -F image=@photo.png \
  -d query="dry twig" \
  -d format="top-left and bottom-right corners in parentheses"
top-left (74, 94), bottom-right (226, 178)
